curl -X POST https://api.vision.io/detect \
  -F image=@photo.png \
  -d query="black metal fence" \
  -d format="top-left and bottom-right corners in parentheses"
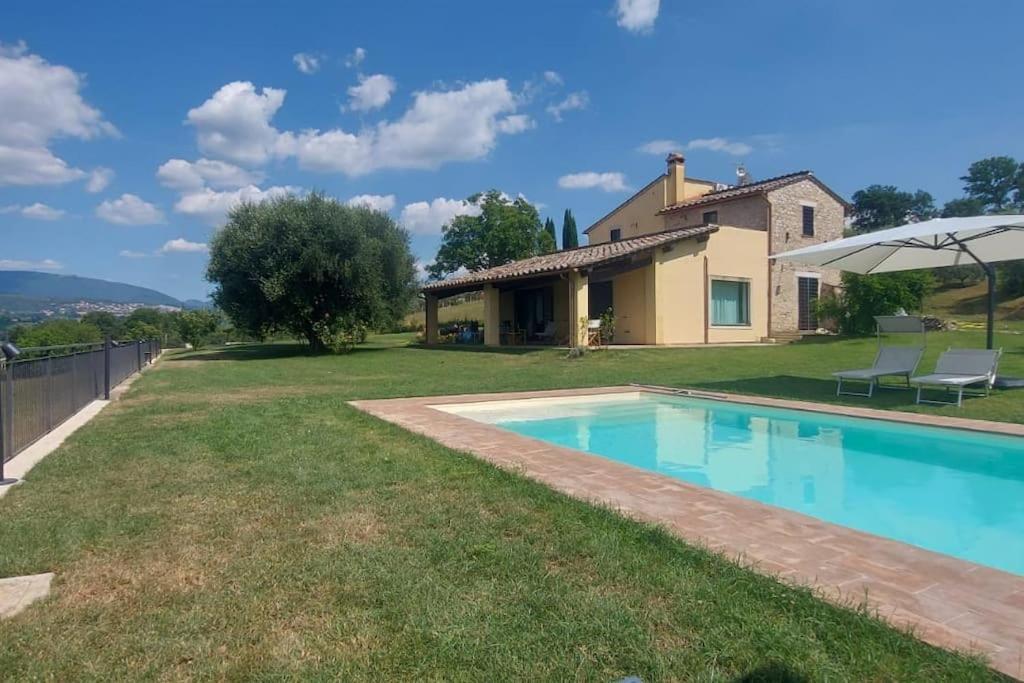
top-left (0, 339), bottom-right (161, 463)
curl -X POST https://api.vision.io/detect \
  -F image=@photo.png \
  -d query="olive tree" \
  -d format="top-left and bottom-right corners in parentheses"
top-left (207, 193), bottom-right (417, 352)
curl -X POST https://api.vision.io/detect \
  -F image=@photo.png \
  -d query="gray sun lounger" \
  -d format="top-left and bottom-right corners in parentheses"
top-left (833, 346), bottom-right (924, 397)
top-left (910, 348), bottom-right (1002, 407)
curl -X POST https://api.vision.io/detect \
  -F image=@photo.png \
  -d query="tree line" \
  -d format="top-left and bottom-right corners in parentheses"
top-left (850, 155), bottom-right (1024, 293)
top-left (9, 308), bottom-right (223, 350)
top-left (823, 155), bottom-right (1024, 333)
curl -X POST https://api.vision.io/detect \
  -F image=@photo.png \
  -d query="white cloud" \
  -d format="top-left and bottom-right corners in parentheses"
top-left (1, 203), bottom-right (65, 220)
top-left (344, 47), bottom-right (366, 68)
top-left (546, 91), bottom-right (589, 122)
top-left (96, 193), bottom-right (164, 225)
top-left (292, 52), bottom-right (321, 75)
top-left (558, 171), bottom-right (630, 192)
top-left (543, 70), bottom-right (563, 86)
top-left (157, 158), bottom-right (263, 191)
top-left (346, 193), bottom-right (396, 212)
top-left (119, 249), bottom-right (148, 258)
top-left (86, 166), bottom-right (113, 192)
top-left (20, 202), bottom-right (64, 220)
top-left (497, 114), bottom-right (535, 134)
top-left (184, 77), bottom-right (530, 178)
top-left (186, 81), bottom-right (287, 166)
top-left (0, 258), bottom-right (62, 271)
top-left (0, 42), bottom-right (116, 186)
top-left (159, 238), bottom-right (208, 254)
top-left (637, 139), bottom-right (680, 155)
top-left (399, 197), bottom-right (482, 235)
top-left (346, 73), bottom-right (396, 112)
top-left (615, 0), bottom-right (660, 33)
top-left (282, 79), bottom-right (526, 177)
top-left (686, 137), bottom-right (753, 156)
top-left (174, 184), bottom-right (297, 226)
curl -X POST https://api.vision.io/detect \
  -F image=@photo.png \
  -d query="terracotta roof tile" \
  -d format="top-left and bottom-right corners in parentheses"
top-left (422, 224), bottom-right (717, 293)
top-left (657, 171), bottom-right (813, 214)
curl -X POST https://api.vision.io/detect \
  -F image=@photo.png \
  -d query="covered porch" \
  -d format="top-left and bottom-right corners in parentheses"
top-left (423, 270), bottom-right (592, 348)
top-left (421, 224), bottom-right (720, 348)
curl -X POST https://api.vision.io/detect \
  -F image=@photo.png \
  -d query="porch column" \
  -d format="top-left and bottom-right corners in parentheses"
top-left (570, 271), bottom-right (589, 348)
top-left (483, 284), bottom-right (501, 346)
top-left (424, 293), bottom-right (439, 344)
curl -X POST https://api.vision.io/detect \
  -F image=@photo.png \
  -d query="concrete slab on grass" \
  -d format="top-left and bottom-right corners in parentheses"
top-left (0, 572), bottom-right (53, 618)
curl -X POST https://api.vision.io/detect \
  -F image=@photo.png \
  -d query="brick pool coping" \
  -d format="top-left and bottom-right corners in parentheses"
top-left (350, 387), bottom-right (1024, 679)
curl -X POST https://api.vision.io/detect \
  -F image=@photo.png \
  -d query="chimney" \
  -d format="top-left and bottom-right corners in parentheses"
top-left (666, 152), bottom-right (685, 206)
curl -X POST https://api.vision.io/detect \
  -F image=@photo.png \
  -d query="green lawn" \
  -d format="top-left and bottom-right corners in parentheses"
top-left (0, 331), bottom-right (1019, 680)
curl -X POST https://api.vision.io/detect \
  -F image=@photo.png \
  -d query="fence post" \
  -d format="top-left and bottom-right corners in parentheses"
top-left (0, 363), bottom-right (16, 484)
top-left (104, 337), bottom-right (111, 400)
top-left (45, 355), bottom-right (53, 429)
top-left (136, 341), bottom-right (142, 372)
top-left (71, 349), bottom-right (78, 410)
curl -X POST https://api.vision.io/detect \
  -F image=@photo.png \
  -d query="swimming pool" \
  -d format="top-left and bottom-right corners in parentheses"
top-left (440, 392), bottom-right (1024, 575)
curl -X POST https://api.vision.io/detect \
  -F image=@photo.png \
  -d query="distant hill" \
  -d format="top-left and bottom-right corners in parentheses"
top-left (0, 271), bottom-right (183, 307)
top-left (183, 298), bottom-right (213, 310)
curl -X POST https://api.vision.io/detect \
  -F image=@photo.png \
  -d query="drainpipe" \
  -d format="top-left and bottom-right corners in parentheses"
top-left (703, 256), bottom-right (709, 344)
top-left (765, 198), bottom-right (773, 338)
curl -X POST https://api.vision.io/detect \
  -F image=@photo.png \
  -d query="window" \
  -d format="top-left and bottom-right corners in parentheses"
top-left (802, 205), bottom-right (815, 236)
top-left (710, 279), bottom-right (750, 326)
top-left (609, 228), bottom-right (622, 242)
top-left (589, 281), bottom-right (613, 319)
top-left (798, 276), bottom-right (819, 330)
top-left (702, 210), bottom-right (718, 225)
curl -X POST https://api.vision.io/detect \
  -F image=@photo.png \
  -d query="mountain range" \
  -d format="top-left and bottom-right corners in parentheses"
top-left (0, 271), bottom-right (185, 308)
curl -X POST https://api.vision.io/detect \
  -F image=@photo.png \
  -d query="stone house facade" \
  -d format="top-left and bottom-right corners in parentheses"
top-left (586, 154), bottom-right (848, 337)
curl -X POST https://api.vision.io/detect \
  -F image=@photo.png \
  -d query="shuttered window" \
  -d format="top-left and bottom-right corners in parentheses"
top-left (798, 276), bottom-right (819, 330)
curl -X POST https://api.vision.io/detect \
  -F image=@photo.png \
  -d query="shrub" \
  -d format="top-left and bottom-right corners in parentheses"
top-left (816, 271), bottom-right (933, 335)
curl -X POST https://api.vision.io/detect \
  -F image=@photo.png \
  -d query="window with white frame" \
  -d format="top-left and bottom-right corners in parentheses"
top-left (710, 278), bottom-right (750, 326)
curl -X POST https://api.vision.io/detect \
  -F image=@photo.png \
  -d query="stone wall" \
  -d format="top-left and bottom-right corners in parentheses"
top-left (766, 179), bottom-right (846, 333)
top-left (663, 194), bottom-right (769, 232)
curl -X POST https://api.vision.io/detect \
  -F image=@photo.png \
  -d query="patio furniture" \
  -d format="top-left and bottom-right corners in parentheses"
top-left (500, 321), bottom-right (525, 346)
top-left (910, 348), bottom-right (1002, 407)
top-left (586, 319), bottom-right (602, 346)
top-left (534, 320), bottom-right (556, 343)
top-left (832, 316), bottom-right (925, 397)
top-left (834, 347), bottom-right (925, 397)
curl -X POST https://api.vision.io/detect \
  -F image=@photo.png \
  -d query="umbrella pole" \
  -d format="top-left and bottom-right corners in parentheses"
top-left (985, 265), bottom-right (996, 350)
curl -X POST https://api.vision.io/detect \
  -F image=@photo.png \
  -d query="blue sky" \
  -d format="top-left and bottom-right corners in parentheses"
top-left (2, 1), bottom-right (1022, 301)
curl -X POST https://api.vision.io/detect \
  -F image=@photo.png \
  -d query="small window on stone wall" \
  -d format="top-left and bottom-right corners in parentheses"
top-left (802, 205), bottom-right (815, 236)
top-left (610, 228), bottom-right (621, 242)
top-left (702, 210), bottom-right (718, 225)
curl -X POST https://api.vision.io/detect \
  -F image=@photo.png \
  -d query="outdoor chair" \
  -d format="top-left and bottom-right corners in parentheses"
top-left (910, 348), bottom-right (1002, 407)
top-left (534, 320), bottom-right (556, 343)
top-left (833, 346), bottom-right (924, 397)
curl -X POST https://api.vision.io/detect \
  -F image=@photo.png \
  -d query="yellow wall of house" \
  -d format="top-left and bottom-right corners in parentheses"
top-left (586, 173), bottom-right (715, 245)
top-left (484, 285), bottom-right (503, 346)
top-left (570, 271), bottom-right (589, 347)
top-left (596, 226), bottom-right (768, 345)
top-left (608, 267), bottom-right (648, 344)
top-left (703, 226), bottom-right (768, 343)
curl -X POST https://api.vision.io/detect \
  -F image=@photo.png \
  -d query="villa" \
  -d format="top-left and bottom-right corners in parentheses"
top-left (422, 154), bottom-right (849, 346)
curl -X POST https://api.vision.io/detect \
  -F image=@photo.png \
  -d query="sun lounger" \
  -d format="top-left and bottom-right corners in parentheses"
top-left (910, 348), bottom-right (1002, 407)
top-left (833, 346), bottom-right (924, 397)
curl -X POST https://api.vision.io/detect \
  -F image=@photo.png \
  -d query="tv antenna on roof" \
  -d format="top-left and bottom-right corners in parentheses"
top-left (736, 164), bottom-right (751, 186)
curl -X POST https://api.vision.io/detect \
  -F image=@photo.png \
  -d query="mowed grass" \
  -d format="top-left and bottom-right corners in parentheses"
top-left (0, 332), bottom-right (1020, 679)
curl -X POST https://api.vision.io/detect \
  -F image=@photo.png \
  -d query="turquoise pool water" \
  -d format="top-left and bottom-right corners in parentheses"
top-left (449, 393), bottom-right (1024, 575)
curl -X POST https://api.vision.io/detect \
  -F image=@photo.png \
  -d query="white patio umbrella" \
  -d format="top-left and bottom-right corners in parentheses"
top-left (773, 215), bottom-right (1024, 349)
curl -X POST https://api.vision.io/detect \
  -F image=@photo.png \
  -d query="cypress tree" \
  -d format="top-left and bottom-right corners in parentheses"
top-left (562, 209), bottom-right (579, 249)
top-left (544, 217), bottom-right (558, 250)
